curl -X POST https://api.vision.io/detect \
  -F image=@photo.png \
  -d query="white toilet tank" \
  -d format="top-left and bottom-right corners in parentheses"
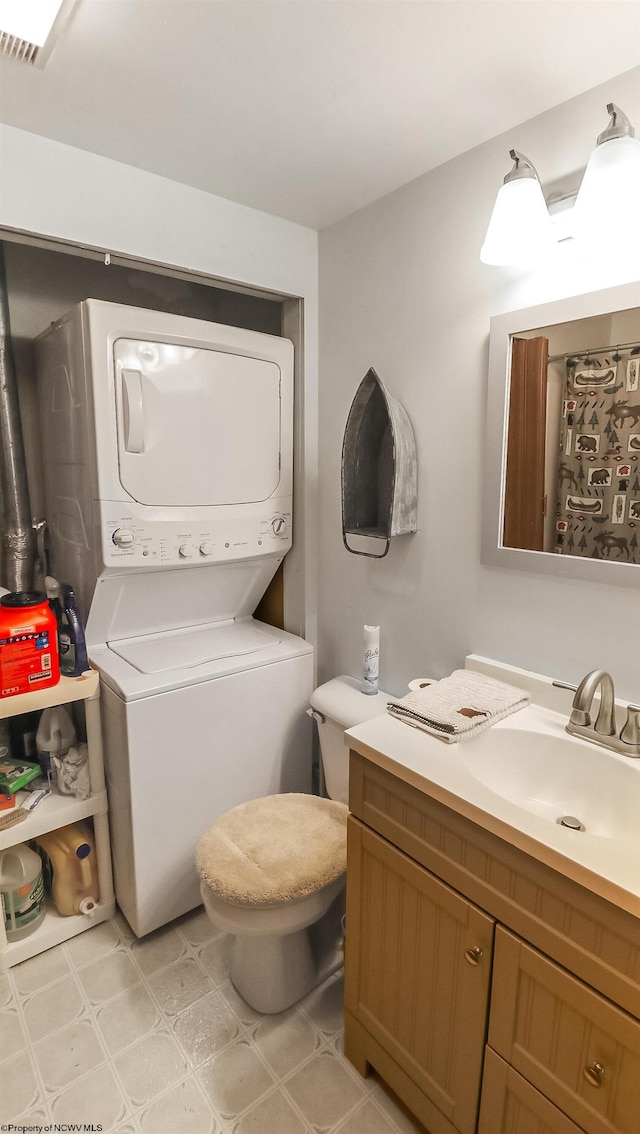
top-left (310, 675), bottom-right (391, 804)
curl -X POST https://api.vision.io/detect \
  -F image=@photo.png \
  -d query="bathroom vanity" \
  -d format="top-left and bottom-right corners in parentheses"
top-left (344, 658), bottom-right (640, 1134)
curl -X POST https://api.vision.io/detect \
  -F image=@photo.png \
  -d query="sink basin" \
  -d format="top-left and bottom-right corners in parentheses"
top-left (456, 723), bottom-right (640, 842)
top-left (346, 658), bottom-right (640, 913)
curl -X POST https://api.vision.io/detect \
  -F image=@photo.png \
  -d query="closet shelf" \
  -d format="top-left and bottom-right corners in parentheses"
top-left (0, 670), bottom-right (98, 719)
top-left (1, 895), bottom-right (116, 968)
top-left (0, 789), bottom-right (108, 853)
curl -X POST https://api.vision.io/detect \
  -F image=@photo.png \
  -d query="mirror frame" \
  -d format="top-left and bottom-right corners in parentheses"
top-left (483, 279), bottom-right (640, 588)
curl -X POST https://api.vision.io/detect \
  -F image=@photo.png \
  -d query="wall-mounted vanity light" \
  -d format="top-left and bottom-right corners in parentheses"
top-left (573, 104), bottom-right (640, 252)
top-left (480, 150), bottom-right (555, 267)
top-left (481, 104), bottom-right (640, 268)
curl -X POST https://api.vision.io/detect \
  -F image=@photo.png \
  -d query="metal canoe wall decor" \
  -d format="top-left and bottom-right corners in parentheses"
top-left (341, 367), bottom-right (418, 557)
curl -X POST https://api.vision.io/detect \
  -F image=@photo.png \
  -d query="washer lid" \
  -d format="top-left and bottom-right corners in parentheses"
top-left (108, 619), bottom-right (278, 674)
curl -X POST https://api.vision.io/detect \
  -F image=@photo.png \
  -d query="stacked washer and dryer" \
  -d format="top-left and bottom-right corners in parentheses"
top-left (36, 300), bottom-right (313, 938)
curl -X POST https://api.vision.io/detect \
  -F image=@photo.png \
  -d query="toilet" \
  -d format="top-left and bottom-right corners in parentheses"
top-left (196, 675), bottom-right (390, 1013)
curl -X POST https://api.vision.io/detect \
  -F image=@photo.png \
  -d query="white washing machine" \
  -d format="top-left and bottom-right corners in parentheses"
top-left (36, 300), bottom-right (313, 936)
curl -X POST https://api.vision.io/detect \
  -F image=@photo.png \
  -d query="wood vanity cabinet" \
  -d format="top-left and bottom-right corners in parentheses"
top-left (346, 818), bottom-right (494, 1134)
top-left (345, 750), bottom-right (640, 1134)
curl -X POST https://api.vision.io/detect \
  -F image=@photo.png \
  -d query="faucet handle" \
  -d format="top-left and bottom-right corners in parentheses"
top-left (552, 681), bottom-right (589, 725)
top-left (620, 705), bottom-right (640, 754)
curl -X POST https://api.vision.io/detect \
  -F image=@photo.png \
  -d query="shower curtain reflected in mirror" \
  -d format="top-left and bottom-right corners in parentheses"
top-left (554, 344), bottom-right (640, 563)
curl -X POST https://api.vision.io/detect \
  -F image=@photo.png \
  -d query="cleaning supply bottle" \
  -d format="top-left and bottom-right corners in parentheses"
top-left (362, 625), bottom-right (380, 695)
top-left (0, 718), bottom-right (12, 760)
top-left (59, 584), bottom-right (89, 678)
top-left (35, 821), bottom-right (99, 916)
top-left (0, 591), bottom-right (60, 698)
top-left (35, 705), bottom-right (77, 782)
top-left (9, 709), bottom-right (41, 762)
top-left (0, 842), bottom-right (46, 941)
top-left (45, 573), bottom-right (63, 621)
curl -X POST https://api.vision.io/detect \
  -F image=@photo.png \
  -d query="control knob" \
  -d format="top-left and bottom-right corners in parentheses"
top-left (112, 528), bottom-right (135, 549)
top-left (271, 517), bottom-right (286, 536)
top-left (199, 541), bottom-right (215, 557)
top-left (178, 543), bottom-right (196, 558)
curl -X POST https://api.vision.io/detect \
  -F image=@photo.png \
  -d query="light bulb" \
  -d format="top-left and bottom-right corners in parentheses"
top-left (481, 151), bottom-right (556, 268)
top-left (574, 129), bottom-right (640, 256)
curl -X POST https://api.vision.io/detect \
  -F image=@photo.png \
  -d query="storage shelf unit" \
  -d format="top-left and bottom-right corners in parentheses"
top-left (0, 670), bottom-right (115, 968)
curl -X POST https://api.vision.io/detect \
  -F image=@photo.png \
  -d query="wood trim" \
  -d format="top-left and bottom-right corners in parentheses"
top-left (345, 1008), bottom-right (460, 1134)
top-left (254, 561), bottom-right (284, 628)
top-left (345, 814), bottom-right (363, 1017)
top-left (503, 336), bottom-right (548, 551)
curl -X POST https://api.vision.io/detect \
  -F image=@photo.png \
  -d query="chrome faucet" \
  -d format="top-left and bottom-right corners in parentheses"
top-left (564, 669), bottom-right (640, 758)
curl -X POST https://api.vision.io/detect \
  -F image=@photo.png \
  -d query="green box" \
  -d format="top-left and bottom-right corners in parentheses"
top-left (0, 759), bottom-right (42, 793)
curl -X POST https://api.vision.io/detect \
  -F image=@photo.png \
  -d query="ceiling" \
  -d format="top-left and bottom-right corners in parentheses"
top-left (1, 0), bottom-right (639, 230)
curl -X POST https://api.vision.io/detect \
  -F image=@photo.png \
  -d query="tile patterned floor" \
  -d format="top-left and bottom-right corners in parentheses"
top-left (0, 908), bottom-right (421, 1133)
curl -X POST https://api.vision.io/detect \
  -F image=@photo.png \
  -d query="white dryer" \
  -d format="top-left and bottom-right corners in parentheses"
top-left (36, 301), bottom-right (313, 937)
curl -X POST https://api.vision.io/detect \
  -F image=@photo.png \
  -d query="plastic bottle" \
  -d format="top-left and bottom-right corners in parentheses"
top-left (0, 842), bottom-right (46, 941)
top-left (59, 584), bottom-right (89, 678)
top-left (35, 821), bottom-right (99, 916)
top-left (0, 591), bottom-right (60, 698)
top-left (35, 705), bottom-right (77, 782)
top-left (362, 625), bottom-right (380, 695)
top-left (9, 709), bottom-right (41, 762)
top-left (0, 718), bottom-right (12, 760)
top-left (45, 574), bottom-right (63, 621)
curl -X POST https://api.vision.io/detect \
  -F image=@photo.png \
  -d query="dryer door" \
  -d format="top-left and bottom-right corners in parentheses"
top-left (113, 339), bottom-right (283, 506)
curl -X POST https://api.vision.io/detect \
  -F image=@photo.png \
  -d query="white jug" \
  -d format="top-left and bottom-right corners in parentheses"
top-left (36, 705), bottom-right (77, 782)
top-left (0, 842), bottom-right (46, 941)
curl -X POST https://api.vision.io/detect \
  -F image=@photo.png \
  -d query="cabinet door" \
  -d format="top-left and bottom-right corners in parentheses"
top-left (490, 927), bottom-right (640, 1134)
top-left (480, 1048), bottom-right (586, 1134)
top-left (345, 817), bottom-right (494, 1134)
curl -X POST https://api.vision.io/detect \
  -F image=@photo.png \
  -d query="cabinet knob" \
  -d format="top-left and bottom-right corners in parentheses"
top-left (583, 1061), bottom-right (605, 1088)
top-left (464, 945), bottom-right (483, 966)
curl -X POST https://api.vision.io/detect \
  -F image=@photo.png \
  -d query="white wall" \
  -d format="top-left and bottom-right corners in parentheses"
top-left (318, 66), bottom-right (640, 701)
top-left (0, 125), bottom-right (319, 645)
top-left (0, 126), bottom-right (317, 298)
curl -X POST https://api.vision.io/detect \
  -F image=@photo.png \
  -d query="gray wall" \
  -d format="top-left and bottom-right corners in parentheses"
top-left (318, 66), bottom-right (640, 700)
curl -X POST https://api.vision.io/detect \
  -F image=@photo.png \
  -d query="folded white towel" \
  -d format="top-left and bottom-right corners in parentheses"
top-left (387, 669), bottom-right (530, 743)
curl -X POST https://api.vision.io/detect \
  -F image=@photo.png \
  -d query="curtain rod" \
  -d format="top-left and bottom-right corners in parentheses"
top-left (548, 339), bottom-right (640, 364)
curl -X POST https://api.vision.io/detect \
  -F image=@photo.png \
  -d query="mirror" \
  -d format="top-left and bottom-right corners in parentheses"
top-left (483, 280), bottom-right (640, 587)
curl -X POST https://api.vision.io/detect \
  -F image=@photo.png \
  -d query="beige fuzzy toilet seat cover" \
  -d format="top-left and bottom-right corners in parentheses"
top-left (196, 793), bottom-right (348, 906)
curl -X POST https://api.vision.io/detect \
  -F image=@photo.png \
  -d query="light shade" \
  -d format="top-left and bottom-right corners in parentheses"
top-left (481, 152), bottom-right (556, 267)
top-left (573, 106), bottom-right (640, 256)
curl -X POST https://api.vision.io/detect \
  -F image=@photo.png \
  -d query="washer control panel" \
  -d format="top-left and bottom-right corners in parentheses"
top-left (101, 503), bottom-right (291, 567)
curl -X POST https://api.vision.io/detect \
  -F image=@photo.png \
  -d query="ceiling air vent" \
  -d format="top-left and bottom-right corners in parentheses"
top-left (0, 0), bottom-right (76, 68)
top-left (1, 30), bottom-right (40, 65)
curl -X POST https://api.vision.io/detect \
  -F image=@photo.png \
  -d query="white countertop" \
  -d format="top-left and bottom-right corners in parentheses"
top-left (346, 656), bottom-right (640, 920)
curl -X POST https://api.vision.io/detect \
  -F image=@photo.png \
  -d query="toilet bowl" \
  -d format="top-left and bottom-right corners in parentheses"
top-left (200, 873), bottom-right (345, 1015)
top-left (196, 675), bottom-right (390, 1013)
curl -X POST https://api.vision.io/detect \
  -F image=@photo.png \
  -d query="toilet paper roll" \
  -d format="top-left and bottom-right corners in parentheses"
top-left (408, 678), bottom-right (437, 692)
